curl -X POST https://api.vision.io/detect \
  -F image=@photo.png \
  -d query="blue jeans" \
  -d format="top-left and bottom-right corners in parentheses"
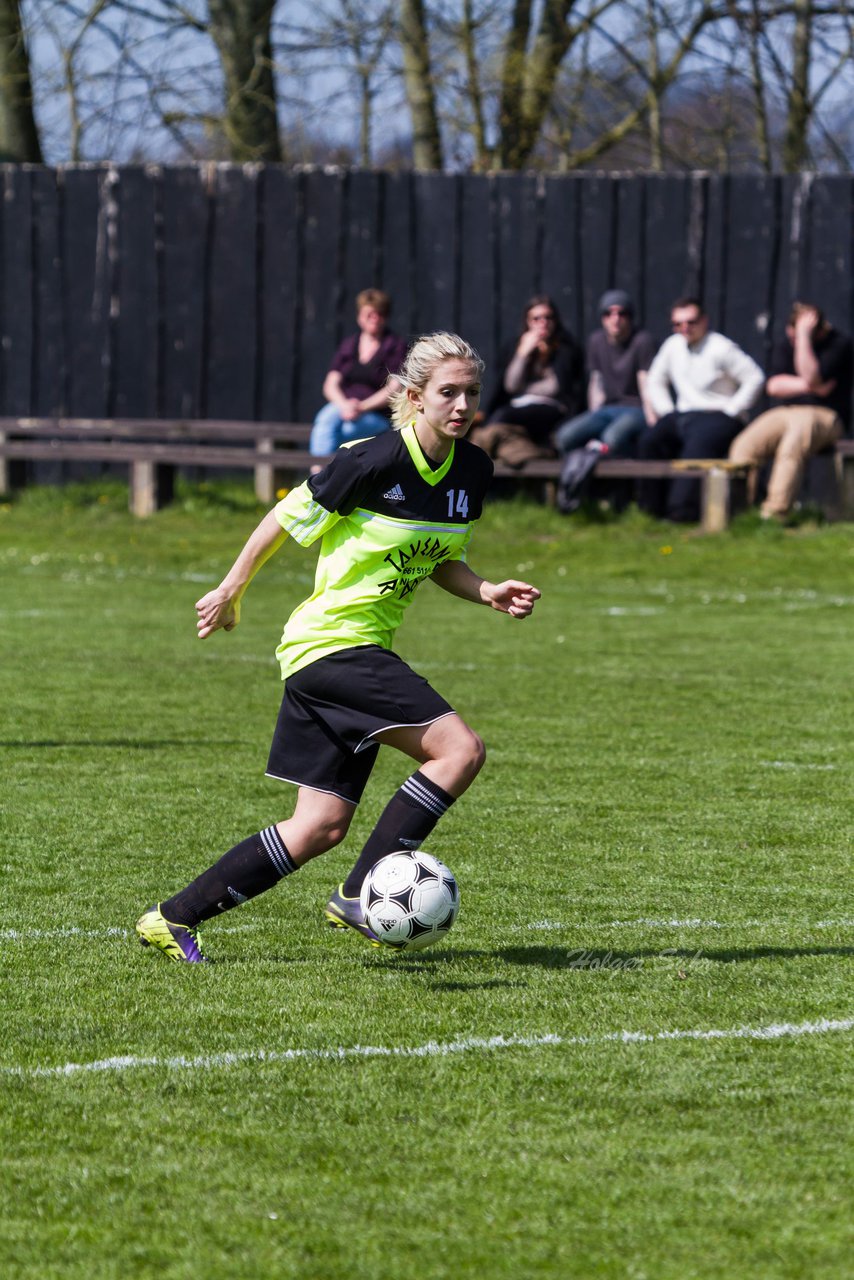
top-left (309, 403), bottom-right (392, 457)
top-left (554, 404), bottom-right (646, 457)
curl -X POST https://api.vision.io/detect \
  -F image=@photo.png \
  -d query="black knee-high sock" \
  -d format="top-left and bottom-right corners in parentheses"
top-left (161, 826), bottom-right (298, 927)
top-left (342, 771), bottom-right (454, 898)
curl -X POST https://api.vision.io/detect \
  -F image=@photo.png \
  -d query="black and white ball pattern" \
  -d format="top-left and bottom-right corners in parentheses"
top-left (360, 850), bottom-right (459, 951)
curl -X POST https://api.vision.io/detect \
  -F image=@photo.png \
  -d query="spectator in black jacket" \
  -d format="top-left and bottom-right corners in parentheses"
top-left (729, 301), bottom-right (853, 519)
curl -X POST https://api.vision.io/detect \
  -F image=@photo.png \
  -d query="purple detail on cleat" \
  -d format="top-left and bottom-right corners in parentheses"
top-left (324, 885), bottom-right (380, 943)
top-left (176, 929), bottom-right (206, 963)
top-left (136, 905), bottom-right (209, 963)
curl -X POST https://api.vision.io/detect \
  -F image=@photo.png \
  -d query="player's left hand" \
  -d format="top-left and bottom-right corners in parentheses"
top-left (488, 580), bottom-right (541, 618)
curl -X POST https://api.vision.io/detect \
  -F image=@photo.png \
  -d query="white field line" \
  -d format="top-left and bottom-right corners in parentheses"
top-left (3, 1017), bottom-right (851, 1081)
top-left (526, 918), bottom-right (854, 930)
top-left (0, 922), bottom-right (260, 942)
top-left (2, 918), bottom-right (850, 944)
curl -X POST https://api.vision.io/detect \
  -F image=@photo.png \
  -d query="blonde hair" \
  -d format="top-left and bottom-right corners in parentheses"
top-left (389, 332), bottom-right (485, 428)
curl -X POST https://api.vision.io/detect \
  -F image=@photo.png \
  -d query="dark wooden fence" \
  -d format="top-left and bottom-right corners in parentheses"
top-left (2, 164), bottom-right (853, 423)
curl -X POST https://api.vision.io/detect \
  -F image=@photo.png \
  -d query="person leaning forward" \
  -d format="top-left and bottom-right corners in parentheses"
top-left (469, 295), bottom-right (584, 468)
top-left (728, 302), bottom-right (853, 521)
top-left (554, 289), bottom-right (656, 459)
top-left (637, 297), bottom-right (765, 522)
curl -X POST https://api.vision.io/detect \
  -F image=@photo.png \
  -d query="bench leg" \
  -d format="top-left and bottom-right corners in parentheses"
top-left (130, 461), bottom-right (175, 517)
top-left (254, 437), bottom-right (276, 505)
top-left (701, 467), bottom-right (732, 533)
top-left (838, 453), bottom-right (854, 520)
top-left (0, 436), bottom-right (26, 497)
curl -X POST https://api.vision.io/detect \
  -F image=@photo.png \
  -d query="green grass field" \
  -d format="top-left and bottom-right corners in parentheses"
top-left (1, 483), bottom-right (852, 1279)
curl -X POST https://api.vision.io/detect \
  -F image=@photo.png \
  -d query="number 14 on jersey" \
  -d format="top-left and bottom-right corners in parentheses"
top-left (446, 489), bottom-right (469, 519)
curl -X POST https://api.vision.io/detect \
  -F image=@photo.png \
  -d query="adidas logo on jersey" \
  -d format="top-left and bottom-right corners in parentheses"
top-left (383, 484), bottom-right (406, 502)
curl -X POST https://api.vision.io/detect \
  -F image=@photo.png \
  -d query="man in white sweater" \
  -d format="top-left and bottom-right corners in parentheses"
top-left (638, 297), bottom-right (765, 521)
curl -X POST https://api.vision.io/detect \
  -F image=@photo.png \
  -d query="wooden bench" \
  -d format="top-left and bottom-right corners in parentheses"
top-left (1, 416), bottom-right (852, 532)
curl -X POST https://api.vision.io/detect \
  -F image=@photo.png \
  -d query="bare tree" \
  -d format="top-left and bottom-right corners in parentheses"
top-left (723, 0), bottom-right (854, 171)
top-left (23, 0), bottom-right (281, 163)
top-left (277, 0), bottom-right (397, 166)
top-left (0, 0), bottom-right (42, 160)
top-left (16, 0), bottom-right (854, 172)
top-left (400, 0), bottom-right (443, 168)
top-left (208, 0), bottom-right (281, 160)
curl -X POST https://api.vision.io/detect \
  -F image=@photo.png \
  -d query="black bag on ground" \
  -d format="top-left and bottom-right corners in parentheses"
top-left (557, 442), bottom-right (609, 513)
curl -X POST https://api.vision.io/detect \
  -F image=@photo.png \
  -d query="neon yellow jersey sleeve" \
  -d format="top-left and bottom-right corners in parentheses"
top-left (274, 483), bottom-right (341, 546)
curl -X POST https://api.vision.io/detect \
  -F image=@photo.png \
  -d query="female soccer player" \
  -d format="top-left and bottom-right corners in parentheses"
top-left (136, 332), bottom-right (540, 962)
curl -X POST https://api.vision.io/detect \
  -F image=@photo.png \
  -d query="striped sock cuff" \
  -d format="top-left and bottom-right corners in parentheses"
top-left (258, 825), bottom-right (298, 878)
top-left (401, 771), bottom-right (454, 819)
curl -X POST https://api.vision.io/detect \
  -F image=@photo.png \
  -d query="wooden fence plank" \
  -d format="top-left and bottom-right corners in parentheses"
top-left (258, 167), bottom-right (300, 421)
top-left (0, 166), bottom-right (34, 415)
top-left (541, 176), bottom-right (583, 341)
top-left (412, 173), bottom-right (459, 335)
top-left (31, 168), bottom-right (64, 417)
top-left (721, 175), bottom-right (779, 363)
top-left (613, 176), bottom-right (649, 333)
top-left (298, 169), bottom-right (344, 421)
top-left (775, 174), bottom-right (810, 330)
top-left (380, 172), bottom-right (416, 338)
top-left (806, 176), bottom-right (854, 334)
top-left (205, 164), bottom-right (258, 421)
top-left (160, 167), bottom-right (209, 418)
top-left (114, 166), bottom-right (159, 417)
top-left (495, 172), bottom-right (540, 343)
top-left (458, 174), bottom-right (497, 377)
top-left (702, 174), bottom-right (729, 337)
top-left (342, 170), bottom-right (382, 320)
top-left (578, 173), bottom-right (616, 336)
top-left (62, 167), bottom-right (111, 418)
top-left (642, 176), bottom-right (693, 334)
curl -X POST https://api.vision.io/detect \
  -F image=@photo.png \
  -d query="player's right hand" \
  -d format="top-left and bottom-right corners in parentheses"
top-left (195, 587), bottom-right (240, 638)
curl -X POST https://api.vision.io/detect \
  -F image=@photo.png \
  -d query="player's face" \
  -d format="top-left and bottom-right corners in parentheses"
top-left (409, 359), bottom-right (482, 455)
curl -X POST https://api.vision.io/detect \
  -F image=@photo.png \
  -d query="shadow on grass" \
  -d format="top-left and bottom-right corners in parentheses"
top-left (380, 943), bottom-right (854, 975)
top-left (498, 944), bottom-right (854, 968)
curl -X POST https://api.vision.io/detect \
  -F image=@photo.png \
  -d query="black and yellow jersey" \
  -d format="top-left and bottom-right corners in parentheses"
top-left (272, 424), bottom-right (494, 679)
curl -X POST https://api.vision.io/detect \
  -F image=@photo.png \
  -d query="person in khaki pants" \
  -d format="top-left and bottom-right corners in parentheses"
top-left (729, 302), bottom-right (853, 519)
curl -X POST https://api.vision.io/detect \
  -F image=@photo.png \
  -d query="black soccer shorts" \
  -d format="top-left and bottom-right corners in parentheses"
top-left (265, 645), bottom-right (455, 803)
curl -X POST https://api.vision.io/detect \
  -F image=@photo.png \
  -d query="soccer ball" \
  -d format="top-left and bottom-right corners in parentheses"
top-left (360, 850), bottom-right (459, 951)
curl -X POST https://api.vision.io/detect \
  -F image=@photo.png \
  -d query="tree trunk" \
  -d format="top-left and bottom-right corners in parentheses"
top-left (500, 0), bottom-right (622, 170)
top-left (783, 0), bottom-right (811, 172)
top-left (646, 0), bottom-right (663, 171)
top-left (0, 0), bottom-right (42, 162)
top-left (746, 0), bottom-right (771, 173)
top-left (208, 0), bottom-right (281, 162)
top-left (399, 0), bottom-right (442, 169)
top-left (461, 0), bottom-right (489, 169)
top-left (497, 0), bottom-right (534, 168)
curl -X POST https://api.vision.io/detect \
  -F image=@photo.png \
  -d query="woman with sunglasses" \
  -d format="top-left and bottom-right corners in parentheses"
top-left (469, 295), bottom-right (584, 468)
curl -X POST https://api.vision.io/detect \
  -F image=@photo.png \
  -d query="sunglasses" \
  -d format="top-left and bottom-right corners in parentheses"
top-left (603, 307), bottom-right (629, 317)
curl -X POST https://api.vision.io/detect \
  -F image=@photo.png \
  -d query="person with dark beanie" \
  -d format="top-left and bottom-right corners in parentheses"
top-left (135, 332), bottom-right (540, 963)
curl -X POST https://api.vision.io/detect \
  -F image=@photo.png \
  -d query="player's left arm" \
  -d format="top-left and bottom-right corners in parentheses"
top-left (431, 559), bottom-right (540, 619)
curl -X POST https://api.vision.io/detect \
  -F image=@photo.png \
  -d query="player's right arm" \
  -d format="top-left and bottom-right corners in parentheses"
top-left (195, 509), bottom-right (287, 638)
